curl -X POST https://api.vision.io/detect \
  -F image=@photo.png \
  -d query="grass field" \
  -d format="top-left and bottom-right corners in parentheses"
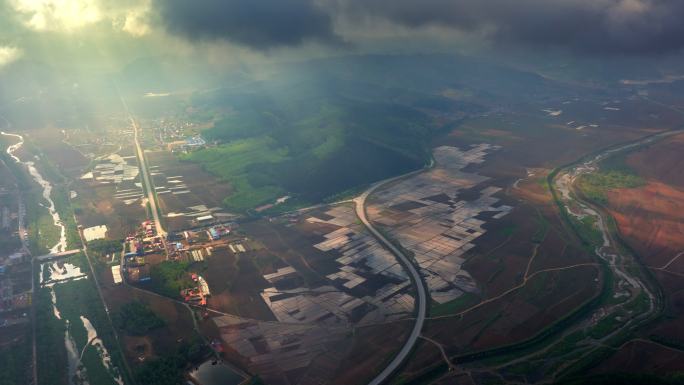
top-left (0, 134), bottom-right (82, 253)
top-left (147, 261), bottom-right (194, 299)
top-left (0, 325), bottom-right (32, 385)
top-left (35, 285), bottom-right (69, 385)
top-left (430, 293), bottom-right (481, 317)
top-left (578, 170), bottom-right (644, 204)
top-left (0, 141), bottom-right (57, 255)
top-left (179, 76), bottom-right (444, 212)
top-left (51, 253), bottom-right (132, 385)
top-left (180, 136), bottom-right (288, 211)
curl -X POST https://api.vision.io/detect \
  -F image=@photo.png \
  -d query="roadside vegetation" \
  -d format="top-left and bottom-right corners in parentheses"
top-left (113, 301), bottom-right (165, 336)
top-left (87, 239), bottom-right (123, 259)
top-left (35, 286), bottom-right (68, 385)
top-left (577, 154), bottom-right (645, 205)
top-left (53, 253), bottom-right (132, 385)
top-left (430, 293), bottom-right (480, 317)
top-left (0, 327), bottom-right (33, 385)
top-left (25, 192), bottom-right (59, 255)
top-left (577, 170), bottom-right (644, 204)
top-left (134, 336), bottom-right (209, 385)
top-left (180, 136), bottom-right (288, 211)
top-left (571, 215), bottom-right (604, 248)
top-left (51, 184), bottom-right (82, 249)
top-left (148, 261), bottom-right (193, 298)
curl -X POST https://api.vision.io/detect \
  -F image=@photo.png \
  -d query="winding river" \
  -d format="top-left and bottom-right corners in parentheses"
top-left (3, 130), bottom-right (81, 382)
top-left (547, 130), bottom-right (683, 374)
top-left (3, 130), bottom-right (123, 385)
top-left (2, 131), bottom-right (67, 253)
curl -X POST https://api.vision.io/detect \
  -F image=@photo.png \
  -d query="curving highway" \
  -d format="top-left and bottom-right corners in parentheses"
top-left (355, 167), bottom-right (430, 385)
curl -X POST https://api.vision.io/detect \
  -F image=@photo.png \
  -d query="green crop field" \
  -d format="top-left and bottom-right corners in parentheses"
top-left (578, 170), bottom-right (644, 204)
top-left (182, 95), bottom-right (434, 211)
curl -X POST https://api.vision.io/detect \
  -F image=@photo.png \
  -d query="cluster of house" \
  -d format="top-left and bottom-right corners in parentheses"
top-left (181, 274), bottom-right (211, 306)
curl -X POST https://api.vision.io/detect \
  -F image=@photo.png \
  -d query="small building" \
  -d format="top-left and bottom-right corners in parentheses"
top-left (196, 215), bottom-right (214, 223)
top-left (198, 276), bottom-right (210, 297)
top-left (127, 265), bottom-right (151, 282)
top-left (111, 265), bottom-right (123, 285)
top-left (208, 227), bottom-right (220, 241)
top-left (83, 225), bottom-right (108, 242)
top-left (167, 233), bottom-right (183, 242)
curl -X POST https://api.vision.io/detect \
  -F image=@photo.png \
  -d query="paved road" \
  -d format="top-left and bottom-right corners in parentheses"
top-left (355, 167), bottom-right (430, 385)
top-left (119, 94), bottom-right (166, 237)
top-left (133, 118), bottom-right (166, 236)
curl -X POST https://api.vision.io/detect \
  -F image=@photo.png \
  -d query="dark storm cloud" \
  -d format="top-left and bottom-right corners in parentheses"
top-left (335, 0), bottom-right (684, 54)
top-left (154, 0), bottom-right (341, 49)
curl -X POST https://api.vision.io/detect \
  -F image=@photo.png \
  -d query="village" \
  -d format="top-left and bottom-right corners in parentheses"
top-left (102, 216), bottom-right (254, 310)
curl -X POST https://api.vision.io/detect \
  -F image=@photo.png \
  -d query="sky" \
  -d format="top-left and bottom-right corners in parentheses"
top-left (2, 0), bottom-right (684, 73)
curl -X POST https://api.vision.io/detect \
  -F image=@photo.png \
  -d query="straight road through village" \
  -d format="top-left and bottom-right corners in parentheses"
top-left (119, 93), bottom-right (166, 237)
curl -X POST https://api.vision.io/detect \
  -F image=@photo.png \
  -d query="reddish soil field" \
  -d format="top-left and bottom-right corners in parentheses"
top-left (602, 132), bottom-right (684, 372)
top-left (608, 134), bottom-right (684, 268)
top-left (608, 181), bottom-right (684, 267)
top-left (592, 340), bottom-right (684, 375)
top-left (626, 132), bottom-right (684, 189)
